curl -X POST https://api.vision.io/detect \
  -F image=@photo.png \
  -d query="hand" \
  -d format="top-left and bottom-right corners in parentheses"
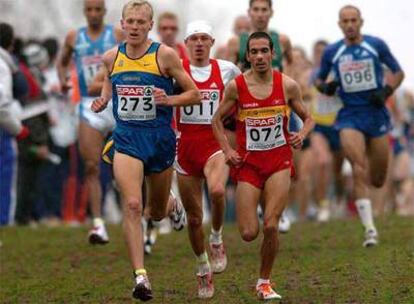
top-left (224, 148), bottom-right (242, 167)
top-left (153, 88), bottom-right (170, 106)
top-left (91, 97), bottom-right (108, 113)
top-left (16, 125), bottom-right (30, 141)
top-left (36, 145), bottom-right (50, 160)
top-left (60, 79), bottom-right (72, 94)
top-left (288, 132), bottom-right (304, 150)
top-left (317, 81), bottom-right (339, 96)
top-left (369, 85), bottom-right (394, 107)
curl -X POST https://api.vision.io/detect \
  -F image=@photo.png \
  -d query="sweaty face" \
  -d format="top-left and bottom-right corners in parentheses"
top-left (157, 18), bottom-right (179, 47)
top-left (121, 6), bottom-right (153, 46)
top-left (84, 0), bottom-right (106, 28)
top-left (339, 8), bottom-right (363, 41)
top-left (248, 0), bottom-right (272, 31)
top-left (247, 38), bottom-right (274, 73)
top-left (185, 33), bottom-right (214, 62)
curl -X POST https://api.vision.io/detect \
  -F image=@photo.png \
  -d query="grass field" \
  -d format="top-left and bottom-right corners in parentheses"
top-left (1, 216), bottom-right (413, 303)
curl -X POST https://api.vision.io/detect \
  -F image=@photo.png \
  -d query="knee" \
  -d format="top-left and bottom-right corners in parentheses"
top-left (209, 184), bottom-right (226, 201)
top-left (84, 160), bottom-right (99, 177)
top-left (263, 218), bottom-right (278, 236)
top-left (187, 213), bottom-right (203, 229)
top-left (124, 198), bottom-right (143, 216)
top-left (352, 162), bottom-right (366, 178)
top-left (240, 228), bottom-right (258, 242)
top-left (371, 173), bottom-right (386, 188)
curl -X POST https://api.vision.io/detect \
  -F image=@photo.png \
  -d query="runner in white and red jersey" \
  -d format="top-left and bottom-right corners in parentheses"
top-left (174, 20), bottom-right (241, 299)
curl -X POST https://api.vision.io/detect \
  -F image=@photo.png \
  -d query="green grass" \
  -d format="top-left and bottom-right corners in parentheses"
top-left (1, 216), bottom-right (413, 303)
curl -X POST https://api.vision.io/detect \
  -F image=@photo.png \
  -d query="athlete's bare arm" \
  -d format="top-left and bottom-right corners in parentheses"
top-left (91, 47), bottom-right (118, 112)
top-left (212, 80), bottom-right (242, 166)
top-left (156, 45), bottom-right (200, 106)
top-left (57, 30), bottom-right (77, 93)
top-left (88, 67), bottom-right (106, 96)
top-left (227, 36), bottom-right (240, 65)
top-left (283, 75), bottom-right (315, 149)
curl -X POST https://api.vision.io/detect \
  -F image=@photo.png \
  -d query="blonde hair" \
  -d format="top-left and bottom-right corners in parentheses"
top-left (122, 0), bottom-right (154, 20)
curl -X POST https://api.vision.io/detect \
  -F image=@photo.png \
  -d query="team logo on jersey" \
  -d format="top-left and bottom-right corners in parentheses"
top-left (339, 54), bottom-right (353, 62)
top-left (118, 60), bottom-right (124, 67)
top-left (200, 90), bottom-right (219, 101)
top-left (116, 85), bottom-right (153, 96)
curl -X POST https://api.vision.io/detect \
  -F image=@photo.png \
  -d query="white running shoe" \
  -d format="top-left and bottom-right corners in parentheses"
top-left (209, 242), bottom-right (227, 274)
top-left (88, 223), bottom-right (109, 245)
top-left (256, 282), bottom-right (282, 300)
top-left (278, 213), bottom-right (291, 233)
top-left (197, 271), bottom-right (214, 299)
top-left (132, 274), bottom-right (153, 301)
top-left (317, 206), bottom-right (331, 222)
top-left (363, 228), bottom-right (378, 247)
top-left (169, 192), bottom-right (186, 231)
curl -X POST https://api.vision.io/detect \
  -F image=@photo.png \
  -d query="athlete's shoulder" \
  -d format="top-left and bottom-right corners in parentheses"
top-left (362, 34), bottom-right (388, 50)
top-left (64, 29), bottom-right (78, 47)
top-left (216, 59), bottom-right (241, 74)
top-left (112, 25), bottom-right (125, 42)
top-left (103, 45), bottom-right (120, 65)
top-left (323, 39), bottom-right (345, 60)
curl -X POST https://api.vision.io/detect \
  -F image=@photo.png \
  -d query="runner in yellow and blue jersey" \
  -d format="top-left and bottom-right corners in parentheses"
top-left (91, 0), bottom-right (200, 301)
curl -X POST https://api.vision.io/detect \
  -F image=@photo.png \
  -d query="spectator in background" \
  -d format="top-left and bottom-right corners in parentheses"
top-left (0, 22), bottom-right (29, 226)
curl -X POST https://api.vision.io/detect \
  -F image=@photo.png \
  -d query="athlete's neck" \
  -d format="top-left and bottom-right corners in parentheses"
top-left (251, 69), bottom-right (273, 83)
top-left (190, 57), bottom-right (210, 67)
top-left (345, 34), bottom-right (363, 45)
top-left (126, 40), bottom-right (152, 59)
top-left (87, 24), bottom-right (105, 38)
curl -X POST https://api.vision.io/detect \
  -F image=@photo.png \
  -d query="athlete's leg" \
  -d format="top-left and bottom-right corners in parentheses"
top-left (204, 152), bottom-right (229, 273)
top-left (340, 128), bottom-right (378, 246)
top-left (260, 169), bottom-right (291, 279)
top-left (295, 147), bottom-right (315, 221)
top-left (235, 182), bottom-right (261, 242)
top-left (367, 134), bottom-right (390, 188)
top-left (79, 122), bottom-right (105, 217)
top-left (146, 167), bottom-right (174, 221)
top-left (177, 174), bottom-right (204, 255)
top-left (204, 153), bottom-right (228, 232)
top-left (312, 132), bottom-right (332, 207)
top-left (113, 152), bottom-right (145, 270)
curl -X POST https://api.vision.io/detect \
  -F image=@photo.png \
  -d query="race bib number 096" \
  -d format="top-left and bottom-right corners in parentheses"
top-left (180, 89), bottom-right (220, 124)
top-left (116, 85), bottom-right (156, 121)
top-left (246, 115), bottom-right (286, 151)
top-left (339, 58), bottom-right (377, 93)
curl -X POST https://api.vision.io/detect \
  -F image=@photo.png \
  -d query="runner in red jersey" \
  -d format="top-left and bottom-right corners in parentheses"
top-left (212, 32), bottom-right (314, 301)
top-left (175, 20), bottom-right (241, 299)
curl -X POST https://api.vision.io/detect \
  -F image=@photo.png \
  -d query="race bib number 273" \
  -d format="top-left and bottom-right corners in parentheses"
top-left (116, 85), bottom-right (156, 121)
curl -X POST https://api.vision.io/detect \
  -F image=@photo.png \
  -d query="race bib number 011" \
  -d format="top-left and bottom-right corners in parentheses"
top-left (339, 58), bottom-right (377, 93)
top-left (246, 115), bottom-right (286, 151)
top-left (82, 55), bottom-right (102, 84)
top-left (116, 85), bottom-right (156, 121)
top-left (180, 89), bottom-right (220, 124)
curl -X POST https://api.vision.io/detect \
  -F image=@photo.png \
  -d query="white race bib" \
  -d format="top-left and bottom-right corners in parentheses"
top-left (180, 89), bottom-right (220, 124)
top-left (339, 58), bottom-right (377, 93)
top-left (116, 85), bottom-right (156, 121)
top-left (82, 55), bottom-right (102, 84)
top-left (246, 115), bottom-right (286, 151)
top-left (315, 95), bottom-right (343, 115)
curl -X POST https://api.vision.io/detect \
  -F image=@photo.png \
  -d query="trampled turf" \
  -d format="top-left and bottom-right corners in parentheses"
top-left (1, 216), bottom-right (413, 303)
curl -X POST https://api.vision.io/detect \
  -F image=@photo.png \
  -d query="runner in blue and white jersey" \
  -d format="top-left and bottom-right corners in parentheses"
top-left (315, 5), bottom-right (404, 247)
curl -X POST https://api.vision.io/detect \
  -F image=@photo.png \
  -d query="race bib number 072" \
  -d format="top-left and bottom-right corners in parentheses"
top-left (116, 85), bottom-right (156, 121)
top-left (246, 115), bottom-right (286, 151)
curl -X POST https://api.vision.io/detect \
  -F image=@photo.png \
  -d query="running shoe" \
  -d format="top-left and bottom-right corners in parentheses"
top-left (209, 242), bottom-right (227, 273)
top-left (256, 282), bottom-right (282, 300)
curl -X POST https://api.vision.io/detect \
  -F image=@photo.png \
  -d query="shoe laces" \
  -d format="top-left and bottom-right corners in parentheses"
top-left (257, 283), bottom-right (275, 296)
